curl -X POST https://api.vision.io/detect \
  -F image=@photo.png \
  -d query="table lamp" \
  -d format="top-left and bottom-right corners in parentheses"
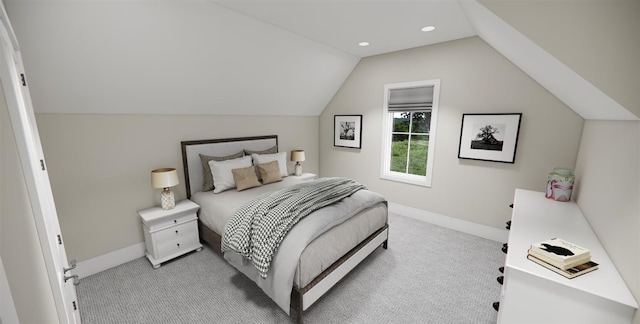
top-left (290, 150), bottom-right (305, 176)
top-left (151, 168), bottom-right (179, 210)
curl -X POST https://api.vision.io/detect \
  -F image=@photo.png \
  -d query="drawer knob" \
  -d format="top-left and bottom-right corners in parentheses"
top-left (174, 220), bottom-right (177, 223)
top-left (177, 243), bottom-right (180, 247)
top-left (175, 230), bottom-right (179, 234)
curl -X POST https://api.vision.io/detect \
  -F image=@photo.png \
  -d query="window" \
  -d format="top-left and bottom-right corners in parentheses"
top-left (380, 80), bottom-right (440, 187)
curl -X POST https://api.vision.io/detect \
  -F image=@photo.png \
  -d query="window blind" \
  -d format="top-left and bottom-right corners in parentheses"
top-left (388, 86), bottom-right (434, 111)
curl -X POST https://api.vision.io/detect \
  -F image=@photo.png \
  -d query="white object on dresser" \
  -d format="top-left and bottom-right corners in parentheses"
top-left (138, 200), bottom-right (203, 268)
top-left (297, 173), bottom-right (317, 181)
top-left (498, 189), bottom-right (638, 323)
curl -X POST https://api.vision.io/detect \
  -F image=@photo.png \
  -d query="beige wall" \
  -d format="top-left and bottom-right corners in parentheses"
top-left (35, 114), bottom-right (319, 262)
top-left (320, 36), bottom-right (584, 229)
top-left (1, 85), bottom-right (59, 323)
top-left (573, 120), bottom-right (640, 323)
top-left (479, 0), bottom-right (640, 119)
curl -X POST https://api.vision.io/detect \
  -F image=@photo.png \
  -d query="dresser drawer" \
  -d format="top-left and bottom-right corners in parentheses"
top-left (152, 220), bottom-right (198, 242)
top-left (157, 231), bottom-right (199, 258)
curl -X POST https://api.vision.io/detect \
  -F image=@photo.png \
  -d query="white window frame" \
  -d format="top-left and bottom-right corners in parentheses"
top-left (380, 79), bottom-right (440, 187)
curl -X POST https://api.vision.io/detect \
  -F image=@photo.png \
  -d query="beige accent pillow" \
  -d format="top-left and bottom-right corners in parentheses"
top-left (244, 145), bottom-right (277, 156)
top-left (251, 152), bottom-right (288, 177)
top-left (257, 161), bottom-right (283, 184)
top-left (200, 151), bottom-right (244, 191)
top-left (232, 166), bottom-right (262, 191)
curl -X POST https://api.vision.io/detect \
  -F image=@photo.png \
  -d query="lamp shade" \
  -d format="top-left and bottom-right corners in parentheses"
top-left (290, 150), bottom-right (305, 162)
top-left (151, 168), bottom-right (179, 189)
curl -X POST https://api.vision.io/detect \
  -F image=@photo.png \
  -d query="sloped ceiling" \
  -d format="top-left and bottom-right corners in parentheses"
top-left (4, 0), bottom-right (638, 120)
top-left (213, 0), bottom-right (477, 57)
top-left (4, 0), bottom-right (475, 116)
top-left (464, 0), bottom-right (639, 120)
top-left (5, 1), bottom-right (360, 116)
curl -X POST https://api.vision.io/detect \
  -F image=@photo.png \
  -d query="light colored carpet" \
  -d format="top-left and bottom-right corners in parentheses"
top-left (77, 213), bottom-right (505, 323)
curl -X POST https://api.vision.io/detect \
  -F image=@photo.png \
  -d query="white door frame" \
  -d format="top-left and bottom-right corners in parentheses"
top-left (0, 5), bottom-right (80, 324)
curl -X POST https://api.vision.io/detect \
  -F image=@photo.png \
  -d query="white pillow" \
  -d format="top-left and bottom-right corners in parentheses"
top-left (251, 152), bottom-right (288, 177)
top-left (209, 155), bottom-right (253, 193)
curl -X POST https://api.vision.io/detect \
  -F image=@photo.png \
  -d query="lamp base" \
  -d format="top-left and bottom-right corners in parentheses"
top-left (161, 188), bottom-right (175, 210)
top-left (294, 163), bottom-right (303, 176)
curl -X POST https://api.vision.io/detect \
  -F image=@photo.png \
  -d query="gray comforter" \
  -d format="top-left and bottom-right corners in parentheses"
top-left (222, 178), bottom-right (386, 314)
top-left (222, 177), bottom-right (366, 278)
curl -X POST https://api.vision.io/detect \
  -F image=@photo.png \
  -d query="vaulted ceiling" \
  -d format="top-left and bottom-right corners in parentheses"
top-left (4, 0), bottom-right (638, 120)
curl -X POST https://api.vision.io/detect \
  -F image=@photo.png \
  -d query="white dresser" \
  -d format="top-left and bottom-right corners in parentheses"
top-left (138, 200), bottom-right (203, 268)
top-left (498, 189), bottom-right (638, 323)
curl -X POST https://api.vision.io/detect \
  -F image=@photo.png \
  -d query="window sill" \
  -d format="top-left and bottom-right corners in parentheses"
top-left (380, 172), bottom-right (431, 188)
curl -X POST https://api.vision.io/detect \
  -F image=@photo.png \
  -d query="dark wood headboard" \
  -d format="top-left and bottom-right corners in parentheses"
top-left (180, 135), bottom-right (278, 199)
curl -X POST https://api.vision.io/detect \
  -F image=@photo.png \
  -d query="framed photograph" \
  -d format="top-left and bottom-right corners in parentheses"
top-left (458, 113), bottom-right (522, 163)
top-left (334, 115), bottom-right (362, 149)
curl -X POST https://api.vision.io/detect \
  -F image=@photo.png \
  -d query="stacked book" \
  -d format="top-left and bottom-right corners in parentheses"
top-left (527, 238), bottom-right (598, 279)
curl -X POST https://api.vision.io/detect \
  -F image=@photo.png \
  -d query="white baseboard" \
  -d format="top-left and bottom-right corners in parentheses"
top-left (389, 202), bottom-right (509, 242)
top-left (76, 205), bottom-right (508, 278)
top-left (76, 243), bottom-right (145, 279)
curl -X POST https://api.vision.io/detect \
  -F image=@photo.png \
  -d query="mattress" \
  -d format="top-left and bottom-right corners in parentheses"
top-left (191, 176), bottom-right (387, 288)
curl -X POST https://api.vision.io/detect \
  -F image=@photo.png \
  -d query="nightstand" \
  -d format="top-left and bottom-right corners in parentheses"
top-left (138, 200), bottom-right (203, 268)
top-left (296, 173), bottom-right (317, 181)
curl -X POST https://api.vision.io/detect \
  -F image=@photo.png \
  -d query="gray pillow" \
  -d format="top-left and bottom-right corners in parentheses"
top-left (199, 151), bottom-right (244, 191)
top-left (244, 145), bottom-right (277, 156)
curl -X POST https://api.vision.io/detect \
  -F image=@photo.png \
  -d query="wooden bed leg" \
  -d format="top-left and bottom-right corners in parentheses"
top-left (296, 293), bottom-right (304, 324)
top-left (297, 311), bottom-right (304, 324)
top-left (383, 239), bottom-right (388, 249)
top-left (291, 288), bottom-right (304, 324)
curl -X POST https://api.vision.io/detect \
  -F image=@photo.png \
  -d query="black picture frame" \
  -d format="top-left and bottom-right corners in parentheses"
top-left (458, 113), bottom-right (522, 163)
top-left (334, 115), bottom-right (362, 149)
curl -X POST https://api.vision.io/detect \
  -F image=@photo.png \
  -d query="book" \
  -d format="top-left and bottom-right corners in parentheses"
top-left (530, 238), bottom-right (590, 265)
top-left (528, 248), bottom-right (591, 270)
top-left (528, 254), bottom-right (598, 279)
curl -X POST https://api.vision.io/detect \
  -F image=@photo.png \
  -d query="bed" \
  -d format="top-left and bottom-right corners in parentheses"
top-left (181, 135), bottom-right (388, 323)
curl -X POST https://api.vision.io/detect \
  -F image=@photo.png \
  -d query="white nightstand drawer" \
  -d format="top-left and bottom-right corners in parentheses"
top-left (148, 213), bottom-right (196, 232)
top-left (140, 200), bottom-right (200, 232)
top-left (156, 232), bottom-right (199, 258)
top-left (153, 220), bottom-right (198, 242)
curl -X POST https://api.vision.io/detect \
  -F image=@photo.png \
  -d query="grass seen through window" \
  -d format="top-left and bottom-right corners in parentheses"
top-left (391, 136), bottom-right (429, 176)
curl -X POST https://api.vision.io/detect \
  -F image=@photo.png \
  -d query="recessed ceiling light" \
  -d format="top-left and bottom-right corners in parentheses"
top-left (358, 41), bottom-right (370, 47)
top-left (421, 26), bottom-right (436, 32)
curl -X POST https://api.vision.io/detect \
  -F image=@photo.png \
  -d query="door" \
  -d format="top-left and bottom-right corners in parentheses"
top-left (0, 6), bottom-right (81, 324)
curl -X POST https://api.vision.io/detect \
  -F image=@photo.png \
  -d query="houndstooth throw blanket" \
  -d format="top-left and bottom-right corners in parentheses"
top-left (221, 177), bottom-right (366, 278)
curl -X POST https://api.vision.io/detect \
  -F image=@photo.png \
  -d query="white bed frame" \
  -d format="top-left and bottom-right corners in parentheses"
top-left (181, 135), bottom-right (388, 324)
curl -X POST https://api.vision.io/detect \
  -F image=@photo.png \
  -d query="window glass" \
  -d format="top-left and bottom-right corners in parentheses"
top-left (381, 80), bottom-right (439, 187)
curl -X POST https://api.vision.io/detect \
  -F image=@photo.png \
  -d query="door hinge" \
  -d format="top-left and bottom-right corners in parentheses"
top-left (57, 234), bottom-right (62, 245)
top-left (72, 301), bottom-right (77, 311)
top-left (40, 159), bottom-right (45, 170)
top-left (20, 73), bottom-right (26, 86)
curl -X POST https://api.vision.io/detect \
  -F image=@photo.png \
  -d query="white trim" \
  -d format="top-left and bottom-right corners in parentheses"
top-left (0, 256), bottom-right (19, 324)
top-left (76, 243), bottom-right (145, 279)
top-left (0, 8), bottom-right (80, 323)
top-left (73, 205), bottom-right (507, 282)
top-left (380, 80), bottom-right (440, 187)
top-left (389, 202), bottom-right (508, 242)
